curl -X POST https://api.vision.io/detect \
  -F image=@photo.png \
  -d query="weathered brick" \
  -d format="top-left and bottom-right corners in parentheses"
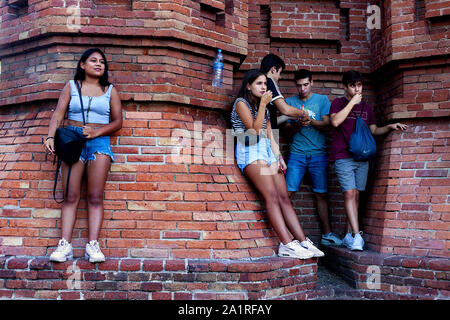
top-left (120, 259), bottom-right (142, 271)
top-left (429, 259), bottom-right (450, 271)
top-left (0, 0), bottom-right (448, 301)
top-left (7, 258), bottom-right (29, 269)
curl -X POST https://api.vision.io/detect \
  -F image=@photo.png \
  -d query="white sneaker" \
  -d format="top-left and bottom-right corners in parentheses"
top-left (278, 240), bottom-right (314, 259)
top-left (351, 232), bottom-right (364, 251)
top-left (320, 232), bottom-right (343, 246)
top-left (49, 238), bottom-right (73, 262)
top-left (85, 240), bottom-right (106, 263)
top-left (299, 238), bottom-right (325, 257)
top-left (342, 232), bottom-right (354, 249)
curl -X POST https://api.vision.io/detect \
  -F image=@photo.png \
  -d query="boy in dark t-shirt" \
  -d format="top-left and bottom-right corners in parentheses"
top-left (329, 97), bottom-right (377, 162)
top-left (260, 54), bottom-right (309, 130)
top-left (330, 70), bottom-right (407, 251)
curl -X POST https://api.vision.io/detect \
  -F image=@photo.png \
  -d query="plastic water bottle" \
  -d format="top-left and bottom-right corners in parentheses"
top-left (212, 49), bottom-right (224, 88)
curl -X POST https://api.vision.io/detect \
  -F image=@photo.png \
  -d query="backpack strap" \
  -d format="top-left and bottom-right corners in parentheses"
top-left (358, 102), bottom-right (364, 118)
top-left (338, 100), bottom-right (365, 148)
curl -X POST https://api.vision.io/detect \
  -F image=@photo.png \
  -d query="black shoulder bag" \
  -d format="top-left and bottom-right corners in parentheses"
top-left (53, 81), bottom-right (87, 203)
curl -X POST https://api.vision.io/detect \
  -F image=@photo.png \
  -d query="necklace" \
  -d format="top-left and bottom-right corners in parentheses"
top-left (86, 96), bottom-right (93, 123)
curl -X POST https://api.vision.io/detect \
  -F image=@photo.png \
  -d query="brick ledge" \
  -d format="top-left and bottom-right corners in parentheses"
top-left (321, 246), bottom-right (449, 300)
top-left (0, 255), bottom-right (318, 300)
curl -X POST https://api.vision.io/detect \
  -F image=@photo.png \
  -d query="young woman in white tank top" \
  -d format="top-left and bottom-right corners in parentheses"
top-left (44, 48), bottom-right (123, 263)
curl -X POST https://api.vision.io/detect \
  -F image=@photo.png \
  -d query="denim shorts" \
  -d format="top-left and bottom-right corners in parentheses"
top-left (285, 153), bottom-right (328, 193)
top-left (334, 158), bottom-right (369, 192)
top-left (235, 136), bottom-right (277, 172)
top-left (67, 125), bottom-right (115, 162)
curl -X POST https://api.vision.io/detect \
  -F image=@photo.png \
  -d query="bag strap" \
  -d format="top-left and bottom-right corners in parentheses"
top-left (75, 80), bottom-right (86, 125)
top-left (53, 79), bottom-right (84, 203)
top-left (358, 102), bottom-right (364, 118)
top-left (338, 99), bottom-right (364, 148)
top-left (53, 158), bottom-right (64, 204)
top-left (53, 157), bottom-right (60, 203)
top-left (53, 158), bottom-right (73, 204)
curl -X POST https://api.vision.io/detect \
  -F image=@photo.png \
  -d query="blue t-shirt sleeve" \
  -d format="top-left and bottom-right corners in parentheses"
top-left (285, 96), bottom-right (298, 123)
top-left (285, 96), bottom-right (294, 106)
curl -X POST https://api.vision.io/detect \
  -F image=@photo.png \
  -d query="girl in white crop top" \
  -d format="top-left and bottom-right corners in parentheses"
top-left (44, 48), bottom-right (123, 263)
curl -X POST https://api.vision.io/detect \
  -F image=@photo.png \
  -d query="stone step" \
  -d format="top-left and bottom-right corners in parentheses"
top-left (320, 245), bottom-right (449, 300)
top-left (310, 264), bottom-right (369, 300)
top-left (0, 255), bottom-right (318, 300)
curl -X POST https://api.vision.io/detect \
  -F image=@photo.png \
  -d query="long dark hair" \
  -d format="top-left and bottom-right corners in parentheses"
top-left (74, 48), bottom-right (110, 90)
top-left (237, 69), bottom-right (266, 111)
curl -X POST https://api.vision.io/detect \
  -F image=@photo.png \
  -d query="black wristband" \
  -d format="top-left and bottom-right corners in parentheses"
top-left (45, 137), bottom-right (54, 141)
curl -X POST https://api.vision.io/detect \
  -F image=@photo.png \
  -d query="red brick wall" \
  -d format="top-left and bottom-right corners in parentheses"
top-left (364, 117), bottom-right (449, 257)
top-left (0, 41), bottom-right (235, 109)
top-left (243, 0), bottom-right (372, 73)
top-left (367, 61), bottom-right (450, 256)
top-left (425, 0), bottom-right (450, 19)
top-left (1, 100), bottom-right (291, 259)
top-left (269, 1), bottom-right (341, 41)
top-left (370, 0), bottom-right (450, 72)
top-left (323, 246), bottom-right (450, 298)
top-left (0, 0), bottom-right (248, 108)
top-left (0, 255), bottom-right (318, 300)
top-left (0, 0), bottom-right (449, 272)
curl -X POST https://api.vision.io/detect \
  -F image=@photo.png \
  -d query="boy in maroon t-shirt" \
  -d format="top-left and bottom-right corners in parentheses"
top-left (329, 71), bottom-right (407, 251)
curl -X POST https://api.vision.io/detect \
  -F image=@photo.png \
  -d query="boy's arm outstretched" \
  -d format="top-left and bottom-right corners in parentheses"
top-left (370, 123), bottom-right (408, 136)
top-left (273, 98), bottom-right (309, 120)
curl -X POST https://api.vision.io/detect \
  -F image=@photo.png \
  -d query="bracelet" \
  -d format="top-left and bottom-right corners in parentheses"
top-left (276, 154), bottom-right (283, 160)
top-left (45, 137), bottom-right (54, 141)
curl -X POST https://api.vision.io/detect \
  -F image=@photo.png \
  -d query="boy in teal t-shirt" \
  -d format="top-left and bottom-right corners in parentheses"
top-left (285, 93), bottom-right (330, 156)
top-left (280, 69), bottom-right (342, 246)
